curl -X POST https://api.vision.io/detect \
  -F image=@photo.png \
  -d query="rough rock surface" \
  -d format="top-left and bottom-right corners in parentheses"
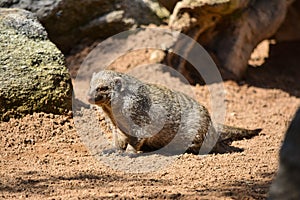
top-left (0, 0), bottom-right (164, 53)
top-left (269, 108), bottom-right (300, 199)
top-left (168, 0), bottom-right (292, 80)
top-left (0, 8), bottom-right (72, 121)
top-left (275, 0), bottom-right (300, 42)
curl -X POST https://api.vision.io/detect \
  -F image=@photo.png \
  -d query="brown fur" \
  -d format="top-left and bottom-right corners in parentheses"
top-left (88, 70), bottom-right (261, 154)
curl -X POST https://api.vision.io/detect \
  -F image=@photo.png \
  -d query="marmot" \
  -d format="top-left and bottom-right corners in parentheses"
top-left (87, 70), bottom-right (261, 155)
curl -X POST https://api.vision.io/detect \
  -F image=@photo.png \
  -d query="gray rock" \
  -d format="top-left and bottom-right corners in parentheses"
top-left (0, 0), bottom-right (163, 53)
top-left (0, 8), bottom-right (72, 121)
top-left (269, 108), bottom-right (300, 199)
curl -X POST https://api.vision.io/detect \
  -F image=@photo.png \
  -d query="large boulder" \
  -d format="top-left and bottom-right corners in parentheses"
top-left (168, 0), bottom-right (292, 80)
top-left (0, 8), bottom-right (72, 121)
top-left (269, 108), bottom-right (300, 199)
top-left (0, 0), bottom-right (164, 53)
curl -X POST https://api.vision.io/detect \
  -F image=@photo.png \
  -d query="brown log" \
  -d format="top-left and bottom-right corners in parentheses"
top-left (168, 0), bottom-right (292, 81)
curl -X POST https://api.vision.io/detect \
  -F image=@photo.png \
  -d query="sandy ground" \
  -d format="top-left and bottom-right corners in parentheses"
top-left (1, 40), bottom-right (300, 199)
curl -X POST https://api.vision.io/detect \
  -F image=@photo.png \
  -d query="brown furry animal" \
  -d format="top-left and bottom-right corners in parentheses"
top-left (88, 70), bottom-right (261, 155)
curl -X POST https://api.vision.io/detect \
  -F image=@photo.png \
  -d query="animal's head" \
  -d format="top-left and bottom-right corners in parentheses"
top-left (87, 70), bottom-right (124, 106)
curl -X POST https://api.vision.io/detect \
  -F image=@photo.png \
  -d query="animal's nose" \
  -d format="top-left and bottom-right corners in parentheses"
top-left (87, 91), bottom-right (95, 103)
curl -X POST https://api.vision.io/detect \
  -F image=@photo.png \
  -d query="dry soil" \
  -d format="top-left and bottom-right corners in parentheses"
top-left (1, 40), bottom-right (300, 199)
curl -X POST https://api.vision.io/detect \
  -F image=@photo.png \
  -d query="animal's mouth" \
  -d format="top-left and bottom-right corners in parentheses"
top-left (87, 94), bottom-right (106, 104)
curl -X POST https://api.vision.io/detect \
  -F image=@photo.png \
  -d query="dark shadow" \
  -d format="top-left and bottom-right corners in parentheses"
top-left (93, 142), bottom-right (246, 158)
top-left (195, 172), bottom-right (275, 199)
top-left (243, 41), bottom-right (300, 98)
top-left (0, 173), bottom-right (121, 195)
top-left (0, 170), bottom-right (275, 199)
top-left (0, 172), bottom-right (169, 195)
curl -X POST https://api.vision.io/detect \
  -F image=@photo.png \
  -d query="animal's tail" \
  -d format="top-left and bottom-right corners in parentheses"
top-left (214, 123), bottom-right (262, 142)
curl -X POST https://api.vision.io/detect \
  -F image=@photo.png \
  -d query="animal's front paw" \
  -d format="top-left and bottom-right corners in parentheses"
top-left (125, 144), bottom-right (138, 154)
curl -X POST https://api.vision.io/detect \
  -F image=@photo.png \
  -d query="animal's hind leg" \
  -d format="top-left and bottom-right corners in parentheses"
top-left (211, 141), bottom-right (243, 154)
top-left (185, 129), bottom-right (207, 155)
top-left (185, 143), bottom-right (201, 154)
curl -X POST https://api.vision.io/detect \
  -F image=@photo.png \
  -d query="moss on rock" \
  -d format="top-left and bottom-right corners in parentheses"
top-left (0, 8), bottom-right (72, 121)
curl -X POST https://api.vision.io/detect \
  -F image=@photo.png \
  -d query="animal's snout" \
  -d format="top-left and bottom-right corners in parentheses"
top-left (87, 90), bottom-right (96, 104)
top-left (87, 90), bottom-right (105, 104)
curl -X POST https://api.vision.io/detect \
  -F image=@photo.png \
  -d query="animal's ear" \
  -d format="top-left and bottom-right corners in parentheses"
top-left (113, 77), bottom-right (124, 92)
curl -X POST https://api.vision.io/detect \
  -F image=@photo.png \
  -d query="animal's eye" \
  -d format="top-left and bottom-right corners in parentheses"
top-left (96, 86), bottom-right (109, 92)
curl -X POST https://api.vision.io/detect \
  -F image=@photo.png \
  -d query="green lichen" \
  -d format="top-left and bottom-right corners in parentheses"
top-left (0, 8), bottom-right (72, 121)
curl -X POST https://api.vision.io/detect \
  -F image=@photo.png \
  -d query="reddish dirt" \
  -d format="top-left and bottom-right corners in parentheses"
top-left (1, 40), bottom-right (300, 199)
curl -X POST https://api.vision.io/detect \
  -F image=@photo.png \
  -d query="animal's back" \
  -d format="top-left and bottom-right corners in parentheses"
top-left (133, 83), bottom-right (213, 154)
